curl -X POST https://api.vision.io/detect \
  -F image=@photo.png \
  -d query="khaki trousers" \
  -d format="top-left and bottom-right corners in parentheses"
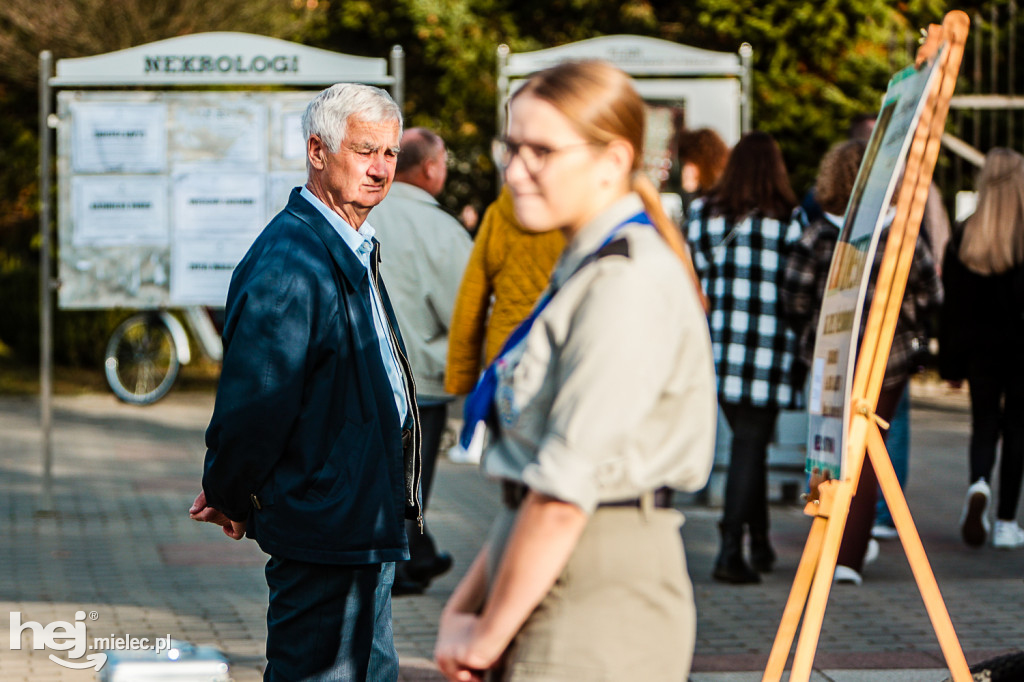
top-left (485, 504), bottom-right (695, 681)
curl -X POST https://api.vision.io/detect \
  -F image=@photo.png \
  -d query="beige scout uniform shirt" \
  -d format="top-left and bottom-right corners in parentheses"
top-left (481, 193), bottom-right (717, 514)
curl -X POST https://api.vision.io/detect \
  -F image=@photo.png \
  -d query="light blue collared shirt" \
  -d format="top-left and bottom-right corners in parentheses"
top-left (299, 186), bottom-right (409, 424)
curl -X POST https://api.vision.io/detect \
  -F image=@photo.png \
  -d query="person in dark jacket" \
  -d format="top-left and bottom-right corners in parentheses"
top-left (782, 140), bottom-right (943, 584)
top-left (940, 147), bottom-right (1024, 550)
top-left (189, 83), bottom-right (422, 682)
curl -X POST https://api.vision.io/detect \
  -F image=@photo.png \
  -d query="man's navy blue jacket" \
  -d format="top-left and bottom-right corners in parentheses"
top-left (202, 188), bottom-right (422, 565)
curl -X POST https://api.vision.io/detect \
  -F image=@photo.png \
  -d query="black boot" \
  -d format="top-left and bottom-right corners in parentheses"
top-left (749, 531), bottom-right (776, 573)
top-left (393, 519), bottom-right (453, 596)
top-left (713, 523), bottom-right (760, 584)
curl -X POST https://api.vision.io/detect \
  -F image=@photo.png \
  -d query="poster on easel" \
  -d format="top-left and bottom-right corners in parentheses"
top-left (765, 13), bottom-right (972, 682)
top-left (805, 54), bottom-right (944, 480)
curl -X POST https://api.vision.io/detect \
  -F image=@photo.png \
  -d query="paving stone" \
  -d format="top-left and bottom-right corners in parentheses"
top-left (0, 385), bottom-right (1021, 679)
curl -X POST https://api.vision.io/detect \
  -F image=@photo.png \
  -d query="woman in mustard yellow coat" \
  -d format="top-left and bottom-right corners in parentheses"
top-left (444, 186), bottom-right (565, 396)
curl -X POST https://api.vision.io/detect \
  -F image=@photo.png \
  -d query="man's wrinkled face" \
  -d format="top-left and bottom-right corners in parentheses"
top-left (312, 116), bottom-right (401, 216)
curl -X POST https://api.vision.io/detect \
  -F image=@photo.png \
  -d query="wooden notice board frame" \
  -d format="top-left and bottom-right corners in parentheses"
top-left (763, 11), bottom-right (971, 682)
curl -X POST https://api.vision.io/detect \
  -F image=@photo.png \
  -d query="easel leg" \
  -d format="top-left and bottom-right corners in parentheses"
top-left (866, 422), bottom-right (972, 682)
top-left (763, 509), bottom-right (827, 682)
top-left (789, 479), bottom-right (854, 682)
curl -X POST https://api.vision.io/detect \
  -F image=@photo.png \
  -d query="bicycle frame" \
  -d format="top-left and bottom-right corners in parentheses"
top-left (157, 311), bottom-right (192, 365)
top-left (181, 306), bottom-right (223, 362)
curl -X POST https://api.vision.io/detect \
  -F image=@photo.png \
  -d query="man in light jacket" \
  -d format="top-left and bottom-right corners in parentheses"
top-left (371, 127), bottom-right (472, 594)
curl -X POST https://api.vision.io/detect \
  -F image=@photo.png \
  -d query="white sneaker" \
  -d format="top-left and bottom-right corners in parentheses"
top-left (960, 479), bottom-right (991, 548)
top-left (865, 538), bottom-right (880, 565)
top-left (871, 524), bottom-right (899, 541)
top-left (834, 565), bottom-right (863, 586)
top-left (992, 520), bottom-right (1024, 549)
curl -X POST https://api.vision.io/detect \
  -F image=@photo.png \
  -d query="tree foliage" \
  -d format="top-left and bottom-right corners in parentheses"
top-left (0, 0), bottom-right (976, 363)
top-left (0, 0), bottom-right (320, 362)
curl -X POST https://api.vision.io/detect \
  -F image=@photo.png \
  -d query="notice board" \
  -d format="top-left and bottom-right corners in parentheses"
top-left (56, 90), bottom-right (314, 308)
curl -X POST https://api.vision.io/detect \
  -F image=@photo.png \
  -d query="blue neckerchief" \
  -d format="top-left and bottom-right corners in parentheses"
top-left (460, 210), bottom-right (653, 447)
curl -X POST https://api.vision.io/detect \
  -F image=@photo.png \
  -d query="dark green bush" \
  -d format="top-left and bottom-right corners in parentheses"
top-left (0, 256), bottom-right (123, 367)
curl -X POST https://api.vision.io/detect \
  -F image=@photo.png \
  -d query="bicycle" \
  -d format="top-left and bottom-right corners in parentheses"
top-left (104, 306), bottom-right (223, 405)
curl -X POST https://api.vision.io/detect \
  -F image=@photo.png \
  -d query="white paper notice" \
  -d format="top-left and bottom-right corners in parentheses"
top-left (72, 176), bottom-right (169, 246)
top-left (170, 102), bottom-right (267, 169)
top-left (282, 111), bottom-right (306, 162)
top-left (170, 239), bottom-right (250, 305)
top-left (173, 173), bottom-right (265, 238)
top-left (71, 102), bottom-right (167, 173)
top-left (170, 173), bottom-right (265, 304)
top-left (267, 172), bottom-right (307, 220)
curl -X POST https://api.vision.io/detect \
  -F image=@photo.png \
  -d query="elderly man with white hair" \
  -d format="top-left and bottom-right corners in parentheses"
top-left (190, 83), bottom-right (421, 681)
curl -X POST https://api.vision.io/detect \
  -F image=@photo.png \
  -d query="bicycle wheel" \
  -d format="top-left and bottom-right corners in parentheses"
top-left (104, 313), bottom-right (180, 405)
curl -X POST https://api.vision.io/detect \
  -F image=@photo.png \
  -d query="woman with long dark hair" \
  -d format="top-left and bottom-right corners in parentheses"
top-left (687, 131), bottom-right (802, 584)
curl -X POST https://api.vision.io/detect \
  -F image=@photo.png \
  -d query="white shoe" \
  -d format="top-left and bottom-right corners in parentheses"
top-left (960, 479), bottom-right (991, 548)
top-left (865, 538), bottom-right (880, 565)
top-left (871, 524), bottom-right (899, 541)
top-left (992, 520), bottom-right (1024, 549)
top-left (834, 565), bottom-right (863, 586)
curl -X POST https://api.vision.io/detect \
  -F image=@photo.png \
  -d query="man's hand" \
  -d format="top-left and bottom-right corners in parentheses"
top-left (190, 490), bottom-right (247, 540)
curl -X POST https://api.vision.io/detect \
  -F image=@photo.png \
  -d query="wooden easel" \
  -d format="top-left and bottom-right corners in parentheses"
top-left (763, 11), bottom-right (972, 682)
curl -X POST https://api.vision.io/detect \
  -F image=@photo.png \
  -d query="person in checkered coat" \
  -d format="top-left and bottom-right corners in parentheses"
top-left (686, 131), bottom-right (802, 584)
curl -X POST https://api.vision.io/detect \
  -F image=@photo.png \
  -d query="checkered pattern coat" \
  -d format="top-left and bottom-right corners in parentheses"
top-left (782, 217), bottom-right (943, 391)
top-left (780, 215), bottom-right (842, 370)
top-left (686, 199), bottom-right (802, 409)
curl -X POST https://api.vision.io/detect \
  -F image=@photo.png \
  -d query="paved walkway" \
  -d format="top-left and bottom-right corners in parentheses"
top-left (0, 383), bottom-right (1020, 680)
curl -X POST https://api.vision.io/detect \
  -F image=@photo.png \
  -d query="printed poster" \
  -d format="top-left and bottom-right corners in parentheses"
top-left (172, 173), bottom-right (265, 237)
top-left (170, 173), bottom-right (265, 304)
top-left (170, 239), bottom-right (250, 305)
top-left (70, 101), bottom-right (167, 173)
top-left (806, 54), bottom-right (944, 479)
top-left (71, 176), bottom-right (168, 246)
top-left (169, 102), bottom-right (268, 169)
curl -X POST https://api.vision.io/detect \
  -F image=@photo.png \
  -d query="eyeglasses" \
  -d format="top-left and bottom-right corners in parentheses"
top-left (494, 137), bottom-right (599, 174)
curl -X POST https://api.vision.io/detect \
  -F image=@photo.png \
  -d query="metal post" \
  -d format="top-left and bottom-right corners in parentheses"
top-left (991, 5), bottom-right (999, 145)
top-left (495, 44), bottom-right (511, 187)
top-left (389, 45), bottom-right (405, 113)
top-left (739, 43), bottom-right (753, 134)
top-left (973, 12), bottom-right (982, 152)
top-left (38, 50), bottom-right (55, 513)
top-left (496, 44), bottom-right (510, 137)
top-left (953, 113), bottom-right (963, 198)
top-left (1010, 0), bottom-right (1017, 148)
